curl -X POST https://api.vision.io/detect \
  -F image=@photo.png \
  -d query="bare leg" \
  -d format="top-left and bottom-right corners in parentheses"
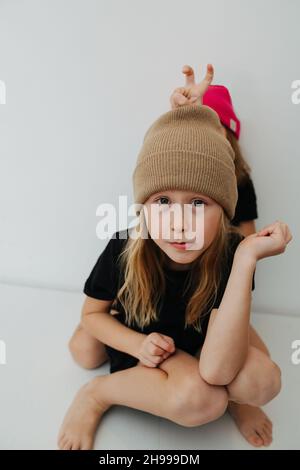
top-left (226, 327), bottom-right (280, 447)
top-left (68, 308), bottom-right (120, 369)
top-left (225, 345), bottom-right (281, 407)
top-left (68, 323), bottom-right (109, 369)
top-left (65, 309), bottom-right (276, 448)
top-left (58, 348), bottom-right (228, 450)
top-left (205, 310), bottom-right (278, 448)
top-left (108, 348), bottom-right (228, 423)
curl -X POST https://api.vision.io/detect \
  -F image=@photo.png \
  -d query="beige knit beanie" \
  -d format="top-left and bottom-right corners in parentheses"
top-left (132, 104), bottom-right (238, 220)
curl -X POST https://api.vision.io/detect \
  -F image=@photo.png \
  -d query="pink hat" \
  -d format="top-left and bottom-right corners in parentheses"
top-left (202, 85), bottom-right (241, 140)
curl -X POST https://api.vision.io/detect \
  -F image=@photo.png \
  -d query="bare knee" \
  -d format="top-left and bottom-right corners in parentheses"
top-left (169, 375), bottom-right (229, 427)
top-left (245, 360), bottom-right (282, 407)
top-left (68, 330), bottom-right (106, 369)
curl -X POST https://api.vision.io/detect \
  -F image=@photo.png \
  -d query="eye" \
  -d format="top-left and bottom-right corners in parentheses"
top-left (156, 196), bottom-right (170, 205)
top-left (153, 197), bottom-right (207, 207)
top-left (192, 199), bottom-right (206, 207)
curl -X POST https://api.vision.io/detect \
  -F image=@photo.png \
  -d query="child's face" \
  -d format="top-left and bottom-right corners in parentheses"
top-left (143, 189), bottom-right (223, 270)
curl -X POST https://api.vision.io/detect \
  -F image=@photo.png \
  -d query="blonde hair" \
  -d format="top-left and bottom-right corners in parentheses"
top-left (225, 127), bottom-right (251, 186)
top-left (113, 209), bottom-right (240, 334)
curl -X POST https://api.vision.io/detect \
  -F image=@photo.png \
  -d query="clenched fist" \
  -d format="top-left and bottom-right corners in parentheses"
top-left (136, 332), bottom-right (176, 367)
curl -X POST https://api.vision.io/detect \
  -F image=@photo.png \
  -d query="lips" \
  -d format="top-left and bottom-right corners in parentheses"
top-left (169, 242), bottom-right (189, 250)
top-left (168, 241), bottom-right (194, 245)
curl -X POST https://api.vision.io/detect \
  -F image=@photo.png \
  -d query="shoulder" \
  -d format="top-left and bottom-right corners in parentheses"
top-left (238, 175), bottom-right (257, 197)
top-left (83, 228), bottom-right (132, 300)
top-left (106, 227), bottom-right (131, 256)
top-left (232, 175), bottom-right (258, 226)
top-left (90, 228), bottom-right (130, 270)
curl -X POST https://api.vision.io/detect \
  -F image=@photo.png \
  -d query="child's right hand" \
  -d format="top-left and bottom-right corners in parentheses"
top-left (236, 220), bottom-right (293, 263)
top-left (136, 332), bottom-right (176, 367)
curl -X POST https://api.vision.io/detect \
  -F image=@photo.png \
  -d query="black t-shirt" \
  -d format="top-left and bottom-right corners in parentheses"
top-left (231, 176), bottom-right (258, 226)
top-left (83, 228), bottom-right (255, 373)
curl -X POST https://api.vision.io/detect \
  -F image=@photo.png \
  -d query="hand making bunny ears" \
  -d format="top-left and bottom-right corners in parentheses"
top-left (169, 64), bottom-right (214, 110)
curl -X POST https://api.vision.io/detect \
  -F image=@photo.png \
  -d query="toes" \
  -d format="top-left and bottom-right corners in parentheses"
top-left (58, 435), bottom-right (68, 450)
top-left (253, 423), bottom-right (272, 447)
top-left (63, 439), bottom-right (72, 450)
top-left (265, 420), bottom-right (273, 431)
top-left (248, 432), bottom-right (264, 447)
top-left (261, 425), bottom-right (273, 446)
top-left (264, 421), bottom-right (273, 434)
top-left (59, 436), bottom-right (81, 450)
top-left (265, 417), bottom-right (273, 428)
top-left (57, 433), bottom-right (65, 449)
top-left (261, 434), bottom-right (272, 446)
top-left (71, 442), bottom-right (81, 450)
top-left (262, 419), bottom-right (273, 434)
top-left (81, 438), bottom-right (94, 450)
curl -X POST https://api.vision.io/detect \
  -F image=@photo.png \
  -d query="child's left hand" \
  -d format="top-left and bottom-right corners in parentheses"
top-left (170, 64), bottom-right (214, 110)
top-left (236, 220), bottom-right (293, 263)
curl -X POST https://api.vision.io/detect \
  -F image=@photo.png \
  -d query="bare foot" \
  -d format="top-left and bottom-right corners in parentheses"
top-left (57, 377), bottom-right (110, 450)
top-left (227, 402), bottom-right (273, 447)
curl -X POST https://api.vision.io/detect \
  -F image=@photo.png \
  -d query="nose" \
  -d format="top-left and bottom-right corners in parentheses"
top-left (170, 204), bottom-right (190, 236)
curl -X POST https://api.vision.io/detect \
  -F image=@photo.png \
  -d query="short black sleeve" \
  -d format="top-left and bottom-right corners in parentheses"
top-left (231, 176), bottom-right (258, 226)
top-left (83, 230), bottom-right (126, 301)
top-left (213, 231), bottom-right (255, 308)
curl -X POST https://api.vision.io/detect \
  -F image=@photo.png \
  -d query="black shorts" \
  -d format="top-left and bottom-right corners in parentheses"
top-left (105, 344), bottom-right (139, 374)
top-left (105, 344), bottom-right (202, 374)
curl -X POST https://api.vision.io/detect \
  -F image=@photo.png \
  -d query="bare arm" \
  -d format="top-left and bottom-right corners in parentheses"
top-left (199, 220), bottom-right (292, 385)
top-left (199, 250), bottom-right (256, 385)
top-left (81, 296), bottom-right (144, 359)
top-left (203, 309), bottom-right (270, 358)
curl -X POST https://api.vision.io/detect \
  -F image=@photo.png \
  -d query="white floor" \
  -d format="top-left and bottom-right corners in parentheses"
top-left (0, 282), bottom-right (299, 450)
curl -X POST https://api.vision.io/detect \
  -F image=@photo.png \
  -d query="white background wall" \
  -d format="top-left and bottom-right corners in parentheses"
top-left (0, 0), bottom-right (299, 316)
